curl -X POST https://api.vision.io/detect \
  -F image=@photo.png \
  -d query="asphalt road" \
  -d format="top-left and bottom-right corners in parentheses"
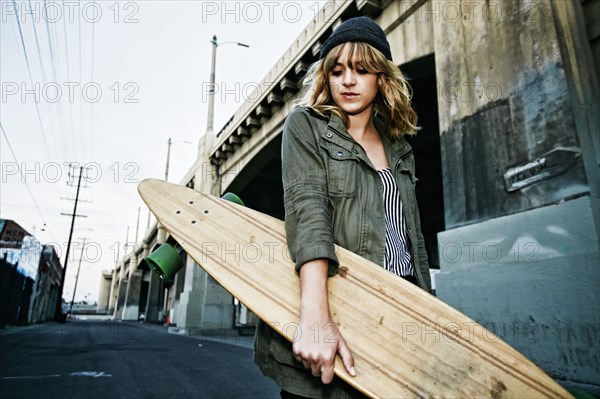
top-left (0, 321), bottom-right (280, 399)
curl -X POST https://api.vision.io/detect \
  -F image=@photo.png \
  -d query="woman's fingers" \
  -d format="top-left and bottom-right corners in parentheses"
top-left (337, 338), bottom-right (357, 377)
top-left (311, 363), bottom-right (321, 377)
top-left (320, 364), bottom-right (335, 384)
top-left (293, 327), bottom-right (357, 384)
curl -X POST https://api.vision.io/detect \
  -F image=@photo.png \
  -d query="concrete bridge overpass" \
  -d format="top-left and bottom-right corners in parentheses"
top-left (98, 0), bottom-right (600, 393)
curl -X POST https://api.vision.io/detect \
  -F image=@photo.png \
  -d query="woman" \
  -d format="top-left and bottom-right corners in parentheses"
top-left (254, 16), bottom-right (432, 399)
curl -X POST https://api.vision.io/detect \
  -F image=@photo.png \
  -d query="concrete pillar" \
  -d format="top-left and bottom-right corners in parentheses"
top-left (97, 272), bottom-right (112, 312)
top-left (122, 254), bottom-right (142, 320)
top-left (551, 0), bottom-right (600, 238)
top-left (144, 270), bottom-right (162, 322)
top-left (157, 225), bottom-right (167, 244)
top-left (433, 0), bottom-right (589, 226)
top-left (431, 0), bottom-right (600, 390)
top-left (174, 256), bottom-right (233, 334)
top-left (107, 266), bottom-right (119, 314)
top-left (195, 132), bottom-right (218, 195)
top-left (164, 127), bottom-right (233, 333)
top-left (113, 279), bottom-right (127, 320)
top-left (114, 258), bottom-right (132, 319)
top-left (169, 262), bottom-right (185, 325)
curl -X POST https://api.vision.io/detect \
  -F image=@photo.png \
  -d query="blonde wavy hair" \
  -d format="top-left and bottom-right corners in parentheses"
top-left (298, 42), bottom-right (419, 139)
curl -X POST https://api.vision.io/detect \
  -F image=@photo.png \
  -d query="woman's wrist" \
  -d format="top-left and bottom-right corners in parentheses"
top-left (299, 259), bottom-right (331, 317)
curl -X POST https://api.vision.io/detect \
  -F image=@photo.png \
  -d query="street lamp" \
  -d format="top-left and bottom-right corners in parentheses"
top-left (205, 35), bottom-right (250, 136)
top-left (165, 138), bottom-right (192, 182)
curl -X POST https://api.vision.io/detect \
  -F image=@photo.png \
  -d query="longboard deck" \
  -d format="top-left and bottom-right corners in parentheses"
top-left (138, 179), bottom-right (572, 399)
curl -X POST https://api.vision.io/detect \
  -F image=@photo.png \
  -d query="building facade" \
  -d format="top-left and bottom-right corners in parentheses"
top-left (0, 219), bottom-right (64, 325)
top-left (106, 0), bottom-right (599, 392)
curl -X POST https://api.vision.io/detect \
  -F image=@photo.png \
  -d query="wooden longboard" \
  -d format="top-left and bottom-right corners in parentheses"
top-left (138, 179), bottom-right (572, 399)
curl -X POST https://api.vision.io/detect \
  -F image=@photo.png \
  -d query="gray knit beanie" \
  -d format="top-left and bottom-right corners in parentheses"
top-left (319, 16), bottom-right (392, 61)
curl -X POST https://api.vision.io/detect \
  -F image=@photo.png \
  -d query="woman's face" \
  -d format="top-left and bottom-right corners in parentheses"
top-left (328, 43), bottom-right (378, 117)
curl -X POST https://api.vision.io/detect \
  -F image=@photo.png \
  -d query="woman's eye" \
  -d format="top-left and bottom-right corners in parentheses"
top-left (357, 69), bottom-right (368, 75)
top-left (331, 70), bottom-right (343, 77)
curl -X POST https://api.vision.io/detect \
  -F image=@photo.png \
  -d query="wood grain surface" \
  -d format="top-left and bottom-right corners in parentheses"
top-left (139, 179), bottom-right (572, 399)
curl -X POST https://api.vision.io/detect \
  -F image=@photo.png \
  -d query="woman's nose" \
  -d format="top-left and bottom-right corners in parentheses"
top-left (342, 70), bottom-right (356, 86)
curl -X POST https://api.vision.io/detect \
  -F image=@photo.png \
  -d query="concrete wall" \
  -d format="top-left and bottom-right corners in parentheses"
top-left (436, 197), bottom-right (599, 387)
top-left (379, 0), bottom-right (435, 62)
top-left (433, 0), bottom-right (589, 228)
top-left (432, 0), bottom-right (600, 391)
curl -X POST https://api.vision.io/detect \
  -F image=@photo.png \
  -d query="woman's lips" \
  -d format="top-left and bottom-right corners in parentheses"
top-left (341, 92), bottom-right (358, 100)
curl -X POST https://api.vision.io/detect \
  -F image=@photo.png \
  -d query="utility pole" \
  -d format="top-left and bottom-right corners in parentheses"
top-left (206, 36), bottom-right (218, 137)
top-left (55, 165), bottom-right (87, 321)
top-left (135, 207), bottom-right (140, 243)
top-left (124, 226), bottom-right (130, 257)
top-left (165, 138), bottom-right (192, 182)
top-left (165, 138), bottom-right (172, 181)
top-left (69, 237), bottom-right (86, 315)
top-left (205, 35), bottom-right (249, 137)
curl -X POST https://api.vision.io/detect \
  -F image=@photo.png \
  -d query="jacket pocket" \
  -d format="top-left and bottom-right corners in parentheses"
top-left (397, 154), bottom-right (418, 186)
top-left (269, 330), bottom-right (305, 369)
top-left (320, 143), bottom-right (358, 198)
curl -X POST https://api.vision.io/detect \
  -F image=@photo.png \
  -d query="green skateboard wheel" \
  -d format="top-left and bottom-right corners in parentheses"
top-left (145, 243), bottom-right (183, 281)
top-left (221, 192), bottom-right (245, 206)
top-left (145, 192), bottom-right (244, 280)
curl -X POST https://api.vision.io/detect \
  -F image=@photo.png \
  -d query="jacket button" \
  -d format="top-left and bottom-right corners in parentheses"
top-left (353, 149), bottom-right (358, 154)
top-left (326, 133), bottom-right (333, 138)
top-left (336, 151), bottom-right (344, 157)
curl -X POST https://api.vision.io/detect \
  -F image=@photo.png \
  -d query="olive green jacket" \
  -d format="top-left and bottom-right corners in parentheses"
top-left (254, 106), bottom-right (431, 398)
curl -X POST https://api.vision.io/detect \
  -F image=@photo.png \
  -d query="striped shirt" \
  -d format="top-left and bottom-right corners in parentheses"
top-left (378, 168), bottom-right (414, 277)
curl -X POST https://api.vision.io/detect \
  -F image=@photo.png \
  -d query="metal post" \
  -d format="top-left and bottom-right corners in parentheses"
top-left (204, 36), bottom-right (249, 137)
top-left (69, 238), bottom-right (86, 315)
top-left (164, 137), bottom-right (172, 181)
top-left (55, 166), bottom-right (84, 321)
top-left (206, 35), bottom-right (218, 136)
top-left (135, 207), bottom-right (140, 242)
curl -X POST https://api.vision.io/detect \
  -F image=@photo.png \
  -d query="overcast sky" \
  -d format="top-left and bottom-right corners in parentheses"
top-left (1, 0), bottom-right (327, 302)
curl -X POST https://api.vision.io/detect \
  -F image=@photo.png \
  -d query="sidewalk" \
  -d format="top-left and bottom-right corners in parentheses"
top-left (166, 324), bottom-right (256, 350)
top-left (1, 319), bottom-right (257, 350)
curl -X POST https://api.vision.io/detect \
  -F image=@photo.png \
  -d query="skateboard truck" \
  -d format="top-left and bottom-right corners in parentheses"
top-left (144, 192), bottom-right (244, 281)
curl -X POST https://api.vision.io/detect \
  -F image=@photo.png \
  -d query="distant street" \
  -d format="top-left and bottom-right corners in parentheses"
top-left (0, 321), bottom-right (279, 399)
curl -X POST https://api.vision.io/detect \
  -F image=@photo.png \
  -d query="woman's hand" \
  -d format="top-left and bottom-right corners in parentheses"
top-left (292, 260), bottom-right (357, 384)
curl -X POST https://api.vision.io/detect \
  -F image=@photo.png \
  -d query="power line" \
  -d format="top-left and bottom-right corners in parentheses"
top-left (43, 0), bottom-right (71, 161)
top-left (26, 0), bottom-right (64, 162)
top-left (78, 0), bottom-right (85, 163)
top-left (27, 0), bottom-right (48, 83)
top-left (42, 0), bottom-right (58, 86)
top-left (0, 123), bottom-right (56, 243)
top-left (88, 1), bottom-right (96, 164)
top-left (11, 0), bottom-right (53, 161)
top-left (61, 0), bottom-right (78, 165)
top-left (48, 0), bottom-right (76, 162)
top-left (61, 0), bottom-right (71, 86)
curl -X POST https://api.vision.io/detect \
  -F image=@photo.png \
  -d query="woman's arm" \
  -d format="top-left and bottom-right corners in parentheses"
top-left (282, 108), bottom-right (338, 274)
top-left (293, 259), bottom-right (356, 384)
top-left (281, 108), bottom-right (356, 383)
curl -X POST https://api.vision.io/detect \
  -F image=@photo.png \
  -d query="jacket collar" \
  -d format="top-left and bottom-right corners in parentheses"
top-left (324, 111), bottom-right (412, 168)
